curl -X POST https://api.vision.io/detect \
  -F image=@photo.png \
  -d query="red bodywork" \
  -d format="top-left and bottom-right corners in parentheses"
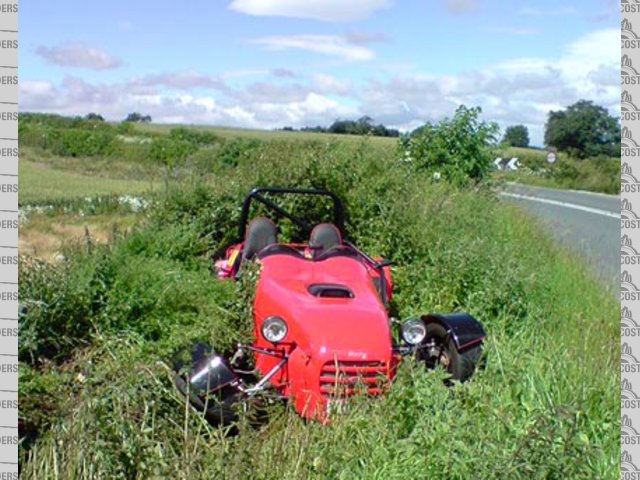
top-left (220, 243), bottom-right (397, 420)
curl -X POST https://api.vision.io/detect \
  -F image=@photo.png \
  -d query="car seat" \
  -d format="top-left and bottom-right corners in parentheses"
top-left (243, 217), bottom-right (278, 260)
top-left (309, 223), bottom-right (342, 258)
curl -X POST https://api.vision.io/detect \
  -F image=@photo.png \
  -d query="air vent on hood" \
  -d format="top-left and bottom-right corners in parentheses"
top-left (308, 284), bottom-right (354, 299)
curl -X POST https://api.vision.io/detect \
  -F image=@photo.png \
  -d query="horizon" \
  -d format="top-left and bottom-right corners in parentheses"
top-left (20, 0), bottom-right (620, 146)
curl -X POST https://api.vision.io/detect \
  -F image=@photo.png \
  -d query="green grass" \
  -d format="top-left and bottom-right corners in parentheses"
top-left (493, 146), bottom-right (620, 194)
top-left (18, 130), bottom-right (619, 479)
top-left (19, 160), bottom-right (158, 205)
top-left (134, 122), bottom-right (398, 147)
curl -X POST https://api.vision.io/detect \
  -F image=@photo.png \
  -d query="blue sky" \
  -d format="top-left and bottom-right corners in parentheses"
top-left (21, 0), bottom-right (620, 145)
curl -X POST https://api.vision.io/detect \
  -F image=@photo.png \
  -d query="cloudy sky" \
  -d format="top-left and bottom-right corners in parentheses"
top-left (21, 0), bottom-right (620, 146)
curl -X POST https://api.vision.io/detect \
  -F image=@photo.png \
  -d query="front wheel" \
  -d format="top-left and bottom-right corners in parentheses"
top-left (416, 323), bottom-right (482, 382)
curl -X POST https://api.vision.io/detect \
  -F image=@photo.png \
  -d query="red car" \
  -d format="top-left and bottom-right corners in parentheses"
top-left (175, 187), bottom-right (485, 424)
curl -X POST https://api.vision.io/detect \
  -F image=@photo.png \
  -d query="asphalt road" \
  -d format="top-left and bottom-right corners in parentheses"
top-left (499, 183), bottom-right (620, 286)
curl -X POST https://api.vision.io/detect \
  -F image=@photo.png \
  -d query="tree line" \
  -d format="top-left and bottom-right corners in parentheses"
top-left (281, 116), bottom-right (400, 137)
top-left (27, 98), bottom-right (620, 160)
top-left (499, 100), bottom-right (620, 159)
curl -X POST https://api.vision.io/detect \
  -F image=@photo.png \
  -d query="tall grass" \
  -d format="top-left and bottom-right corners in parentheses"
top-left (19, 137), bottom-right (619, 478)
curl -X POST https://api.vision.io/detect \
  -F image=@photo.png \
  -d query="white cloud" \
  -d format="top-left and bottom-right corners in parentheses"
top-left (19, 74), bottom-right (356, 130)
top-left (20, 29), bottom-right (620, 147)
top-left (443, 0), bottom-right (477, 14)
top-left (312, 73), bottom-right (353, 95)
top-left (131, 71), bottom-right (227, 91)
top-left (271, 68), bottom-right (296, 78)
top-left (251, 34), bottom-right (375, 62)
top-left (35, 43), bottom-right (122, 70)
top-left (20, 80), bottom-right (63, 109)
top-left (229, 0), bottom-right (391, 22)
top-left (355, 28), bottom-right (620, 145)
top-left (344, 30), bottom-right (390, 44)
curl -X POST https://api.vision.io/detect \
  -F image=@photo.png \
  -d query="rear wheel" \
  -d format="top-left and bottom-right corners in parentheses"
top-left (416, 323), bottom-right (481, 382)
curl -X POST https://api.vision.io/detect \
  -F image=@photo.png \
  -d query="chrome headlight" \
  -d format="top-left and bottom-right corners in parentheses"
top-left (261, 316), bottom-right (288, 343)
top-left (401, 318), bottom-right (426, 345)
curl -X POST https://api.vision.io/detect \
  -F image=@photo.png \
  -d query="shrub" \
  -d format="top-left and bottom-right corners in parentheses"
top-left (148, 136), bottom-right (198, 173)
top-left (402, 106), bottom-right (499, 185)
top-left (168, 127), bottom-right (220, 147)
top-left (19, 131), bottom-right (619, 478)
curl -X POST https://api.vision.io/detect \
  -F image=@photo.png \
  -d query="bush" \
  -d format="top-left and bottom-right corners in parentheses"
top-left (19, 133), bottom-right (619, 478)
top-left (168, 127), bottom-right (220, 147)
top-left (148, 136), bottom-right (198, 171)
top-left (47, 128), bottom-right (119, 157)
top-left (402, 106), bottom-right (499, 185)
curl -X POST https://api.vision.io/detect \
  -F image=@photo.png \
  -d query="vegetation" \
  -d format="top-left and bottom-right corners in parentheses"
top-left (19, 160), bottom-right (158, 205)
top-left (502, 125), bottom-right (530, 148)
top-left (289, 116), bottom-right (400, 137)
top-left (125, 112), bottom-right (152, 123)
top-left (544, 100), bottom-right (621, 159)
top-left (19, 112), bottom-right (619, 478)
top-left (494, 146), bottom-right (621, 195)
top-left (85, 113), bottom-right (105, 122)
top-left (402, 105), bottom-right (499, 185)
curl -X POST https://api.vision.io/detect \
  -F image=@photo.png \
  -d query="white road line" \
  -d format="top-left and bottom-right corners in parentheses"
top-left (503, 182), bottom-right (620, 199)
top-left (500, 192), bottom-right (621, 219)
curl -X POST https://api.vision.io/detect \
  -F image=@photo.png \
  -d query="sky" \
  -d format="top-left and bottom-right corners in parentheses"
top-left (20, 0), bottom-right (620, 146)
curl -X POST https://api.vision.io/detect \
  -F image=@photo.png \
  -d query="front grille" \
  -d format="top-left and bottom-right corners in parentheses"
top-left (319, 361), bottom-right (389, 397)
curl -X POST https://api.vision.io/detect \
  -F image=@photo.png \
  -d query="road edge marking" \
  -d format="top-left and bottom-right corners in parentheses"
top-left (499, 191), bottom-right (621, 219)
top-left (503, 182), bottom-right (620, 199)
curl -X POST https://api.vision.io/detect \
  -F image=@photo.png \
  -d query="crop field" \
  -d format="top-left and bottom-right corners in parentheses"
top-left (18, 116), bottom-right (619, 479)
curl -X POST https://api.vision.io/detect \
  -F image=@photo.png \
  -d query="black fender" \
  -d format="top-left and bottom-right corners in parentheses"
top-left (173, 343), bottom-right (240, 396)
top-left (421, 313), bottom-right (485, 352)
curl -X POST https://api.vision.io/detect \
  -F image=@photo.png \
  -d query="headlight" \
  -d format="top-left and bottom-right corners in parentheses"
top-left (261, 316), bottom-right (288, 343)
top-left (401, 318), bottom-right (426, 345)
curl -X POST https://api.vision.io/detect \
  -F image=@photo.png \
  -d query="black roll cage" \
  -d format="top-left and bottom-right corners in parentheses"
top-left (238, 187), bottom-right (346, 242)
top-left (236, 187), bottom-right (391, 306)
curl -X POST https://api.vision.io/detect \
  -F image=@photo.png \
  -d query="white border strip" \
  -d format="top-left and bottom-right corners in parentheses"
top-left (499, 191), bottom-right (620, 219)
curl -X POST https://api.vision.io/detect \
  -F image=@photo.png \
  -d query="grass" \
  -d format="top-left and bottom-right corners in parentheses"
top-left (19, 159), bottom-right (158, 205)
top-left (18, 128), bottom-right (619, 479)
top-left (493, 146), bottom-right (620, 194)
top-left (19, 212), bottom-right (141, 261)
top-left (134, 122), bottom-right (398, 147)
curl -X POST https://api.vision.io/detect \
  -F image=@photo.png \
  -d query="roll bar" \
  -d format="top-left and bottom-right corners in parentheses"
top-left (238, 187), bottom-right (346, 241)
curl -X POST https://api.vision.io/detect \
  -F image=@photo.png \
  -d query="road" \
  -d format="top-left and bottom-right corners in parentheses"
top-left (499, 183), bottom-right (620, 286)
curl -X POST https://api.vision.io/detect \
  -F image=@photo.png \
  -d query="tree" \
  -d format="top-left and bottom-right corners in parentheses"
top-left (502, 125), bottom-right (529, 147)
top-left (544, 100), bottom-right (620, 158)
top-left (403, 105), bottom-right (499, 185)
top-left (328, 119), bottom-right (350, 134)
top-left (124, 112), bottom-right (152, 123)
top-left (326, 116), bottom-right (398, 137)
top-left (85, 112), bottom-right (104, 122)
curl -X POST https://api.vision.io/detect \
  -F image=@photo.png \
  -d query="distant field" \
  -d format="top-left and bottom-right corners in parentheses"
top-left (20, 160), bottom-right (158, 205)
top-left (19, 123), bottom-right (397, 205)
top-left (134, 122), bottom-right (398, 147)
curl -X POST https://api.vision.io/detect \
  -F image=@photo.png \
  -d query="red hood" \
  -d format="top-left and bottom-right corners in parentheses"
top-left (254, 253), bottom-right (392, 361)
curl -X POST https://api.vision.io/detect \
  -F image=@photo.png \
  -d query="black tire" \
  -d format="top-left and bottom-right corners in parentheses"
top-left (174, 374), bottom-right (239, 427)
top-left (416, 323), bottom-right (482, 383)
